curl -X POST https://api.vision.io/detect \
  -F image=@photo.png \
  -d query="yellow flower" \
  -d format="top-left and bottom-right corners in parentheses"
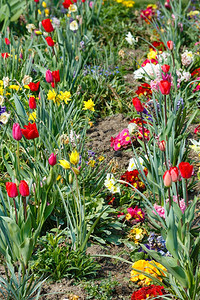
top-left (69, 150), bottom-right (79, 165)
top-left (24, 85), bottom-right (30, 89)
top-left (72, 167), bottom-right (80, 175)
top-left (47, 89), bottom-right (60, 105)
top-left (0, 80), bottom-right (3, 86)
top-left (28, 111), bottom-right (36, 121)
top-left (59, 159), bottom-right (71, 169)
top-left (38, 9), bottom-right (42, 15)
top-left (98, 156), bottom-right (104, 162)
top-left (125, 213), bottom-right (132, 220)
top-left (42, 1), bottom-right (47, 8)
top-left (9, 85), bottom-right (20, 91)
top-left (0, 87), bottom-right (4, 95)
top-left (130, 260), bottom-right (166, 285)
top-left (57, 175), bottom-right (62, 181)
top-left (88, 159), bottom-right (96, 167)
top-left (59, 91), bottom-right (71, 104)
top-left (147, 50), bottom-right (157, 60)
top-left (82, 99), bottom-right (95, 112)
top-left (45, 8), bottom-right (50, 16)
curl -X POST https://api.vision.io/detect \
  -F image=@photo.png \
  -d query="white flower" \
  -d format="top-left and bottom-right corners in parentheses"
top-left (125, 32), bottom-right (137, 45)
top-left (70, 20), bottom-right (78, 31)
top-left (22, 75), bottom-right (32, 86)
top-left (26, 24), bottom-right (36, 33)
top-left (128, 157), bottom-right (144, 171)
top-left (157, 51), bottom-right (170, 64)
top-left (0, 96), bottom-right (4, 106)
top-left (181, 50), bottom-right (194, 67)
top-left (69, 4), bottom-right (77, 12)
top-left (52, 17), bottom-right (60, 28)
top-left (128, 123), bottom-right (138, 135)
top-left (3, 77), bottom-right (9, 88)
top-left (104, 174), bottom-right (120, 194)
top-left (133, 63), bottom-right (162, 81)
top-left (189, 139), bottom-right (200, 153)
top-left (0, 112), bottom-right (10, 124)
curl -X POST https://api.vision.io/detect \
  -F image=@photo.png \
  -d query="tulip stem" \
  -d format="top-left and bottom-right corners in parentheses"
top-left (168, 188), bottom-right (171, 209)
top-left (33, 140), bottom-right (36, 159)
top-left (22, 197), bottom-right (27, 221)
top-left (175, 182), bottom-right (180, 208)
top-left (13, 198), bottom-right (18, 224)
top-left (140, 112), bottom-right (149, 161)
top-left (164, 95), bottom-right (167, 127)
top-left (17, 141), bottom-right (20, 174)
top-left (185, 179), bottom-right (189, 207)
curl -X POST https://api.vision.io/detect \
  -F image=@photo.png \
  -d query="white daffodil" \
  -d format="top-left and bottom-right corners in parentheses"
top-left (189, 139), bottom-right (200, 153)
top-left (125, 32), bottom-right (137, 45)
top-left (104, 173), bottom-right (120, 194)
top-left (3, 76), bottom-right (9, 88)
top-left (128, 122), bottom-right (138, 135)
top-left (70, 20), bottom-right (78, 31)
top-left (0, 112), bottom-right (10, 124)
top-left (128, 157), bottom-right (144, 171)
top-left (22, 75), bottom-right (32, 86)
top-left (69, 4), bottom-right (77, 12)
top-left (0, 96), bottom-right (4, 106)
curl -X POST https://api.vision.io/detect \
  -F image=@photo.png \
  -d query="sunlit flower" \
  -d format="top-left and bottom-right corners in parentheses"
top-left (0, 111), bottom-right (10, 124)
top-left (22, 75), bottom-right (32, 86)
top-left (28, 111), bottom-right (36, 121)
top-left (82, 99), bottom-right (95, 111)
top-left (59, 159), bottom-right (71, 169)
top-left (9, 85), bottom-right (20, 91)
top-left (59, 91), bottom-right (71, 104)
top-left (69, 150), bottom-right (79, 165)
top-left (70, 20), bottom-right (79, 31)
top-left (104, 173), bottom-right (120, 194)
top-left (125, 32), bottom-right (137, 45)
top-left (3, 77), bottom-right (9, 88)
top-left (69, 4), bottom-right (77, 12)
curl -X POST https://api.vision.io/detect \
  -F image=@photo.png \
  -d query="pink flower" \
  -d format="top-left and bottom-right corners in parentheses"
top-left (153, 204), bottom-right (165, 218)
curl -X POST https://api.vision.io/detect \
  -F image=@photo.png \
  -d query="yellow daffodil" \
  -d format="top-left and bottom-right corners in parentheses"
top-left (28, 111), bottom-right (36, 121)
top-left (42, 1), bottom-right (47, 8)
top-left (88, 159), bottom-right (96, 167)
top-left (82, 99), bottom-right (95, 112)
top-left (69, 150), bottom-right (79, 165)
top-left (9, 85), bottom-right (20, 91)
top-left (59, 159), bottom-right (71, 169)
top-left (59, 91), bottom-right (71, 104)
top-left (47, 89), bottom-right (60, 105)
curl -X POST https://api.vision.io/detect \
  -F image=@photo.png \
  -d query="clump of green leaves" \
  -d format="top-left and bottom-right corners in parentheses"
top-left (31, 230), bottom-right (100, 281)
top-left (83, 275), bottom-right (119, 300)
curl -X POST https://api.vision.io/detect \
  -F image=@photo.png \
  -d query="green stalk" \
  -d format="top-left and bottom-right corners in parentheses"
top-left (17, 141), bottom-right (20, 174)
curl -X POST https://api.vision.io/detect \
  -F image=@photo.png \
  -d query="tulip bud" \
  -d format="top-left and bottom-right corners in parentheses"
top-left (167, 40), bottom-right (174, 50)
top-left (169, 167), bottom-right (179, 182)
top-left (45, 36), bottom-right (55, 47)
top-left (46, 167), bottom-right (56, 187)
top-left (6, 182), bottom-right (18, 198)
top-left (163, 170), bottom-right (172, 187)
top-left (19, 52), bottom-right (23, 59)
top-left (19, 180), bottom-right (30, 197)
top-left (45, 69), bottom-right (53, 83)
top-left (69, 173), bottom-right (73, 184)
top-left (132, 97), bottom-right (144, 113)
top-left (29, 96), bottom-right (36, 109)
top-left (48, 153), bottom-right (57, 166)
top-left (4, 38), bottom-right (11, 45)
top-left (161, 64), bottom-right (170, 73)
top-left (12, 123), bottom-right (22, 141)
top-left (159, 140), bottom-right (166, 152)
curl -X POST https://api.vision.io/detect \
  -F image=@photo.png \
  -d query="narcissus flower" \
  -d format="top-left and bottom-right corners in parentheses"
top-left (83, 99), bottom-right (95, 111)
top-left (59, 159), bottom-right (70, 169)
top-left (6, 182), bottom-right (18, 198)
top-left (21, 122), bottom-right (39, 140)
top-left (104, 173), bottom-right (120, 194)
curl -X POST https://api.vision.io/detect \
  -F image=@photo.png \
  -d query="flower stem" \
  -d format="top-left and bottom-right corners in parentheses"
top-left (17, 141), bottom-right (20, 174)
top-left (185, 179), bottom-right (189, 207)
top-left (22, 196), bottom-right (27, 221)
top-left (13, 198), bottom-right (18, 224)
top-left (175, 182), bottom-right (180, 208)
top-left (140, 112), bottom-right (149, 161)
top-left (164, 95), bottom-right (167, 127)
top-left (168, 188), bottom-right (171, 209)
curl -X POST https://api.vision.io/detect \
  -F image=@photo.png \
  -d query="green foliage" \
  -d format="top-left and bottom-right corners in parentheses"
top-left (32, 230), bottom-right (100, 281)
top-left (83, 275), bottom-right (119, 300)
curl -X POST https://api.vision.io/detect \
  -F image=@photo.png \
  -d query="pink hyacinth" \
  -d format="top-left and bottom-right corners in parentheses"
top-left (153, 204), bottom-right (165, 219)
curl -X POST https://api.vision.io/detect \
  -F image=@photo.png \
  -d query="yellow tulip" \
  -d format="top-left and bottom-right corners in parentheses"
top-left (59, 159), bottom-right (70, 169)
top-left (69, 150), bottom-right (79, 165)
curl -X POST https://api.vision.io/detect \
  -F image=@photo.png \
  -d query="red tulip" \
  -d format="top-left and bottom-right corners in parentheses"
top-left (161, 64), bottom-right (170, 73)
top-left (29, 97), bottom-right (36, 109)
top-left (34, 0), bottom-right (39, 2)
top-left (132, 97), bottom-right (144, 112)
top-left (62, 0), bottom-right (73, 8)
top-left (12, 123), bottom-right (22, 141)
top-left (21, 122), bottom-right (39, 140)
top-left (167, 40), bottom-right (173, 50)
top-left (159, 140), bottom-right (166, 152)
top-left (4, 38), bottom-right (10, 45)
top-left (28, 82), bottom-right (40, 92)
top-left (19, 180), bottom-right (30, 197)
top-left (179, 162), bottom-right (193, 179)
top-left (6, 182), bottom-right (18, 198)
top-left (52, 70), bottom-right (60, 83)
top-left (41, 19), bottom-right (54, 33)
top-left (163, 170), bottom-right (172, 187)
top-left (48, 153), bottom-right (57, 166)
top-left (159, 80), bottom-right (171, 95)
top-left (169, 167), bottom-right (179, 182)
top-left (45, 36), bottom-right (55, 47)
top-left (1, 53), bottom-right (9, 58)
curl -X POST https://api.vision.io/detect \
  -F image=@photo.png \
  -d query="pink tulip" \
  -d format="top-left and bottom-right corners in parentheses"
top-left (12, 123), bottom-right (22, 141)
top-left (45, 69), bottom-right (53, 83)
top-left (163, 170), bottom-right (172, 187)
top-left (48, 153), bottom-right (57, 166)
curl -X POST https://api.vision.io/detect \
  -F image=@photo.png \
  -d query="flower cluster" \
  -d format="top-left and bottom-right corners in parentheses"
top-left (130, 259), bottom-right (166, 285)
top-left (140, 4), bottom-right (157, 24)
top-left (47, 89), bottom-right (71, 105)
top-left (131, 285), bottom-right (166, 300)
top-left (110, 128), bottom-right (131, 151)
top-left (128, 225), bottom-right (147, 244)
top-left (181, 50), bottom-right (194, 67)
top-left (115, 0), bottom-right (135, 8)
top-left (153, 196), bottom-right (186, 219)
top-left (120, 169), bottom-right (147, 192)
